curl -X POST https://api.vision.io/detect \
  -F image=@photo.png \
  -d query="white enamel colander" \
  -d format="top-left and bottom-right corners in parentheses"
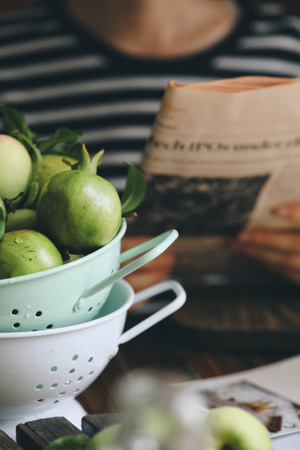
top-left (0, 278), bottom-right (186, 438)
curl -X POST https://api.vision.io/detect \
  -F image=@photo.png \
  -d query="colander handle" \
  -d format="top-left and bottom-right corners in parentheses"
top-left (118, 280), bottom-right (186, 345)
top-left (80, 229), bottom-right (178, 300)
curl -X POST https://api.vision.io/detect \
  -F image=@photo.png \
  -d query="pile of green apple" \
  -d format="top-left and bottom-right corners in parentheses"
top-left (0, 104), bottom-right (146, 279)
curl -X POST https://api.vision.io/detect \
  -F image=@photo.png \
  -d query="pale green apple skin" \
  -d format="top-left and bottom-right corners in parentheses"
top-left (6, 208), bottom-right (37, 232)
top-left (0, 229), bottom-right (63, 279)
top-left (0, 134), bottom-right (32, 201)
top-left (85, 424), bottom-right (121, 450)
top-left (36, 154), bottom-right (77, 193)
top-left (203, 406), bottom-right (273, 450)
top-left (36, 170), bottom-right (122, 254)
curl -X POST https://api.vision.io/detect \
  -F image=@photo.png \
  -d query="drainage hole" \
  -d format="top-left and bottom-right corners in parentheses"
top-left (13, 323), bottom-right (20, 328)
top-left (69, 368), bottom-right (75, 374)
top-left (37, 399), bottom-right (44, 403)
top-left (89, 371), bottom-right (94, 376)
top-left (50, 366), bottom-right (58, 372)
top-left (64, 380), bottom-right (71, 386)
top-left (72, 355), bottom-right (78, 361)
top-left (11, 309), bottom-right (19, 315)
top-left (51, 383), bottom-right (58, 388)
top-left (59, 391), bottom-right (66, 396)
top-left (35, 384), bottom-right (43, 390)
top-left (47, 324), bottom-right (53, 329)
top-left (35, 311), bottom-right (42, 317)
top-left (88, 357), bottom-right (93, 363)
top-left (88, 307), bottom-right (93, 312)
top-left (77, 376), bottom-right (83, 382)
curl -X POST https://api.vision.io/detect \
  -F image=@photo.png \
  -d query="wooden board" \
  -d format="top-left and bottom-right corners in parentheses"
top-left (16, 417), bottom-right (84, 450)
top-left (0, 415), bottom-right (118, 449)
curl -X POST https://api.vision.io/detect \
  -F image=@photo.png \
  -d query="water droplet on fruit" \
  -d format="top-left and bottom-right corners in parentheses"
top-left (14, 237), bottom-right (23, 244)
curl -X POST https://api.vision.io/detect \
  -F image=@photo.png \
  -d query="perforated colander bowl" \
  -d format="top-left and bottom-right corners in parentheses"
top-left (0, 219), bottom-right (178, 331)
top-left (0, 278), bottom-right (186, 425)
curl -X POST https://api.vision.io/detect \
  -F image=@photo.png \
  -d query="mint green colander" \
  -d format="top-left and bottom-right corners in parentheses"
top-left (0, 219), bottom-right (178, 332)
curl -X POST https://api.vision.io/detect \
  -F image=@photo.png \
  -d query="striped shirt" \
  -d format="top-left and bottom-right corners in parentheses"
top-left (0, 0), bottom-right (300, 192)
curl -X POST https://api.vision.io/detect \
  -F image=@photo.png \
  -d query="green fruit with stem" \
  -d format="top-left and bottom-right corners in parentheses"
top-left (0, 134), bottom-right (32, 203)
top-left (36, 146), bottom-right (122, 254)
top-left (0, 229), bottom-right (63, 279)
top-left (35, 154), bottom-right (78, 193)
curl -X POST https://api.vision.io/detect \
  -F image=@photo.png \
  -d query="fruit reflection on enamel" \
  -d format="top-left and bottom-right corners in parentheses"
top-left (0, 134), bottom-right (32, 202)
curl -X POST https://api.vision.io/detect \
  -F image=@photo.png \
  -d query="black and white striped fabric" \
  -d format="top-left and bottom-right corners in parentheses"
top-left (0, 0), bottom-right (300, 192)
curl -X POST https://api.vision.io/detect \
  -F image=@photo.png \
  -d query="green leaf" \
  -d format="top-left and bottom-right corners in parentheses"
top-left (46, 141), bottom-right (83, 159)
top-left (23, 181), bottom-right (39, 208)
top-left (0, 103), bottom-right (36, 141)
top-left (121, 163), bottom-right (146, 213)
top-left (12, 130), bottom-right (43, 179)
top-left (37, 127), bottom-right (83, 154)
top-left (0, 205), bottom-right (5, 241)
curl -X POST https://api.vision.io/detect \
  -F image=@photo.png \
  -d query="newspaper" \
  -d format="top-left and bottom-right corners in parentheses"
top-left (133, 76), bottom-right (300, 282)
top-left (174, 355), bottom-right (300, 449)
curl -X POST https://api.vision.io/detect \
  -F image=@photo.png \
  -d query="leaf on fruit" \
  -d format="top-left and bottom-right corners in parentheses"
top-left (23, 181), bottom-right (39, 208)
top-left (37, 127), bottom-right (83, 156)
top-left (0, 206), bottom-right (5, 241)
top-left (11, 131), bottom-right (43, 208)
top-left (121, 163), bottom-right (146, 213)
top-left (0, 103), bottom-right (36, 142)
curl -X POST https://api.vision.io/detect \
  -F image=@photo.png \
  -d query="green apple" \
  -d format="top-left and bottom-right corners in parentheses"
top-left (6, 208), bottom-right (37, 232)
top-left (0, 134), bottom-right (32, 202)
top-left (85, 424), bottom-right (121, 450)
top-left (0, 229), bottom-right (63, 279)
top-left (199, 406), bottom-right (273, 450)
top-left (36, 148), bottom-right (122, 254)
top-left (36, 154), bottom-right (77, 193)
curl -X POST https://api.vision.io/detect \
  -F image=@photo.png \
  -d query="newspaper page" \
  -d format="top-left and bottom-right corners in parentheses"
top-left (132, 76), bottom-right (300, 282)
top-left (175, 355), bottom-right (300, 448)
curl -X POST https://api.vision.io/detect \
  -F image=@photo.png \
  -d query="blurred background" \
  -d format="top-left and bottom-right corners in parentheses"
top-left (1, 0), bottom-right (300, 15)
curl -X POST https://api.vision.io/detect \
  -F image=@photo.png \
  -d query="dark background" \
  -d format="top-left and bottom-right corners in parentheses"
top-left (0, 0), bottom-right (300, 15)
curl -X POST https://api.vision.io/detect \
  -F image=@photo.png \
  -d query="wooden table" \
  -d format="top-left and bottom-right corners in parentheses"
top-left (76, 279), bottom-right (300, 415)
